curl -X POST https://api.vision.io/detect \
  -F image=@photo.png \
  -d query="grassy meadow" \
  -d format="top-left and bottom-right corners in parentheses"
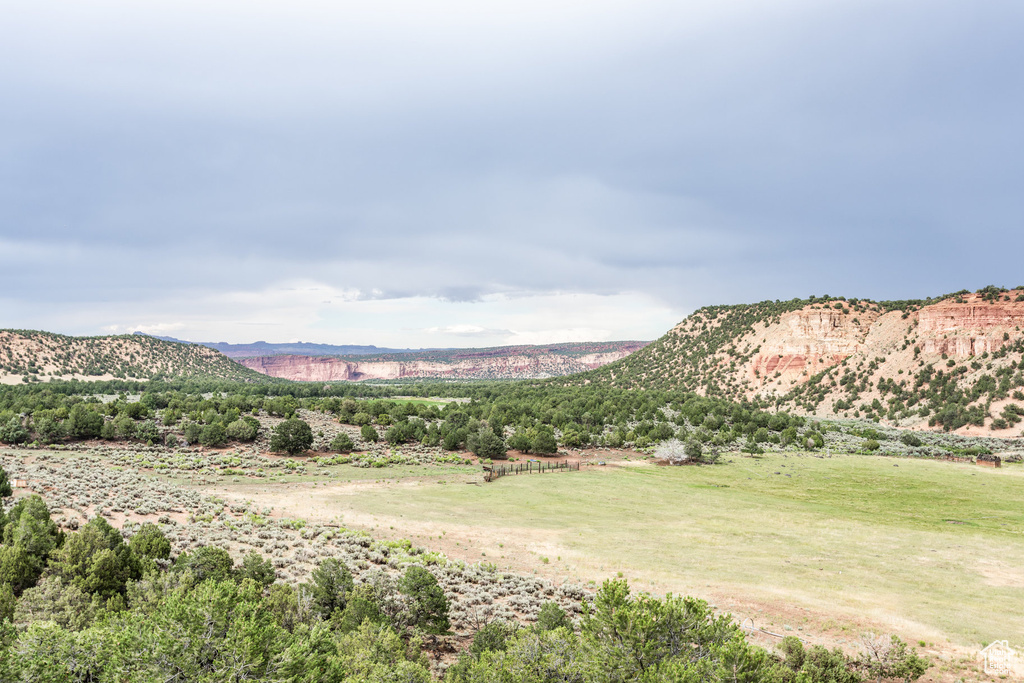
top-left (286, 453), bottom-right (1024, 648)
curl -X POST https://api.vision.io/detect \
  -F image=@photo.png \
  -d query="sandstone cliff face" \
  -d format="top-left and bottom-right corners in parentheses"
top-left (749, 309), bottom-right (879, 380)
top-left (742, 295), bottom-right (1024, 391)
top-left (918, 300), bottom-right (1024, 356)
top-left (735, 292), bottom-right (1024, 432)
top-left (746, 295), bottom-right (1024, 384)
top-left (239, 344), bottom-right (644, 382)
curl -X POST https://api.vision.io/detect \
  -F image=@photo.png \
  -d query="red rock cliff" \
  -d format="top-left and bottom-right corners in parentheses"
top-left (239, 343), bottom-right (645, 381)
top-left (918, 296), bottom-right (1024, 356)
top-left (750, 308), bottom-right (879, 379)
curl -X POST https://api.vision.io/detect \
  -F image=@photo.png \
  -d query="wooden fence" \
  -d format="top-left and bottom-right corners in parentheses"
top-left (483, 460), bottom-right (580, 482)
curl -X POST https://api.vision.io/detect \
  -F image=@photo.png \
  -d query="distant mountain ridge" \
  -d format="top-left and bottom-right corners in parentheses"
top-left (137, 334), bottom-right (439, 358)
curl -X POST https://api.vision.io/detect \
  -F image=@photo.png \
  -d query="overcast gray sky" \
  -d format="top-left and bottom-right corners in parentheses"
top-left (2, 0), bottom-right (1022, 347)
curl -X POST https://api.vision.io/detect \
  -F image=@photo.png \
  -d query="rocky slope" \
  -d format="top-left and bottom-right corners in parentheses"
top-left (580, 288), bottom-right (1024, 434)
top-left (0, 330), bottom-right (264, 384)
top-left (239, 342), bottom-right (648, 381)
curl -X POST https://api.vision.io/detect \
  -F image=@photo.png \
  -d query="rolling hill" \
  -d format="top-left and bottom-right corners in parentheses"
top-left (0, 330), bottom-right (265, 384)
top-left (577, 287), bottom-right (1024, 434)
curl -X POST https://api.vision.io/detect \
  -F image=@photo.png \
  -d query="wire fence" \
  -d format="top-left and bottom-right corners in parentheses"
top-left (483, 460), bottom-right (581, 482)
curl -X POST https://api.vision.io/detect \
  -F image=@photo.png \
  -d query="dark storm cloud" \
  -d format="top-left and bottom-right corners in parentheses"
top-left (1, 0), bottom-right (1022, 341)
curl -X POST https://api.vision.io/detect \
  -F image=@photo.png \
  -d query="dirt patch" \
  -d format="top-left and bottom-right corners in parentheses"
top-left (975, 559), bottom-right (1024, 588)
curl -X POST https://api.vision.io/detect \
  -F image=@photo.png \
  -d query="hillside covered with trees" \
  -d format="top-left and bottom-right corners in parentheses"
top-left (0, 330), bottom-right (267, 384)
top-left (574, 287), bottom-right (1024, 434)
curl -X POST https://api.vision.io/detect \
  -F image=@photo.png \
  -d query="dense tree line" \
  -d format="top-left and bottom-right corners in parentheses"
top-left (0, 380), bottom-right (821, 458)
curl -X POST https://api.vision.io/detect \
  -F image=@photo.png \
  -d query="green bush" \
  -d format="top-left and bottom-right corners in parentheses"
top-left (779, 638), bottom-right (861, 683)
top-left (535, 601), bottom-right (572, 632)
top-left (271, 419), bottom-right (314, 454)
top-left (174, 546), bottom-right (234, 582)
top-left (67, 404), bottom-right (103, 439)
top-left (34, 417), bottom-right (66, 444)
top-left (467, 427), bottom-right (507, 459)
top-left (384, 425), bottom-right (405, 446)
top-left (530, 426), bottom-right (557, 455)
top-left (136, 420), bottom-right (160, 444)
top-left (441, 428), bottom-right (465, 451)
top-left (330, 432), bottom-right (355, 452)
top-left (470, 620), bottom-right (519, 656)
top-left (899, 432), bottom-right (922, 447)
top-left (399, 565), bottom-right (449, 635)
top-left (805, 431), bottom-right (825, 449)
top-left (199, 422), bottom-right (227, 448)
top-left (360, 424), bottom-right (379, 443)
top-left (0, 417), bottom-right (28, 445)
top-left (182, 422), bottom-right (203, 444)
top-left (225, 416), bottom-right (259, 442)
top-left (685, 439), bottom-right (704, 460)
top-left (507, 429), bottom-right (531, 453)
top-left (311, 558), bottom-right (354, 620)
top-left (420, 426), bottom-right (441, 447)
top-left (129, 524), bottom-right (171, 561)
top-left (860, 635), bottom-right (929, 683)
top-left (238, 551), bottom-right (276, 589)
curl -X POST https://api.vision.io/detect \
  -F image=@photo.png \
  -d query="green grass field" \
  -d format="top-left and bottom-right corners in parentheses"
top-left (324, 453), bottom-right (1024, 647)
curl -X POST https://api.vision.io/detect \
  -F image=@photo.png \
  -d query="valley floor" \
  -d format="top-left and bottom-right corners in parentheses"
top-left (2, 443), bottom-right (1021, 682)
top-left (202, 449), bottom-right (1024, 681)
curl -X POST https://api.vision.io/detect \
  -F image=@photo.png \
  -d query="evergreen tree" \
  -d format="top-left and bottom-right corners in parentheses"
top-left (271, 419), bottom-right (314, 454)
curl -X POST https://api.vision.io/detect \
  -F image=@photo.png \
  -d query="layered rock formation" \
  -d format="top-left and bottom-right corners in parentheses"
top-left (918, 300), bottom-right (1024, 356)
top-left (749, 308), bottom-right (879, 380)
top-left (749, 294), bottom-right (1024, 399)
top-left (585, 289), bottom-right (1024, 432)
top-left (239, 342), bottom-right (647, 382)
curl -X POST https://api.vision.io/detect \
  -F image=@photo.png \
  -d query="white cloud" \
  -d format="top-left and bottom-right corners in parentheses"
top-left (18, 282), bottom-right (680, 348)
top-left (2, 0), bottom-right (1022, 345)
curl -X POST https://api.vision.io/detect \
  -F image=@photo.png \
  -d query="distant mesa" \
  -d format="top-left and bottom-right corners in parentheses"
top-left (235, 341), bottom-right (650, 382)
top-left (133, 333), bottom-right (436, 358)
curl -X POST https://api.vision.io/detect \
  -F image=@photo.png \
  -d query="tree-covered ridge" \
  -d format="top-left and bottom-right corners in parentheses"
top-left (0, 330), bottom-right (267, 384)
top-left (571, 294), bottom-right (961, 396)
top-left (569, 298), bottom-right (821, 394)
top-left (570, 287), bottom-right (1024, 433)
top-left (763, 288), bottom-right (1024, 431)
top-left (785, 316), bottom-right (1024, 431)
